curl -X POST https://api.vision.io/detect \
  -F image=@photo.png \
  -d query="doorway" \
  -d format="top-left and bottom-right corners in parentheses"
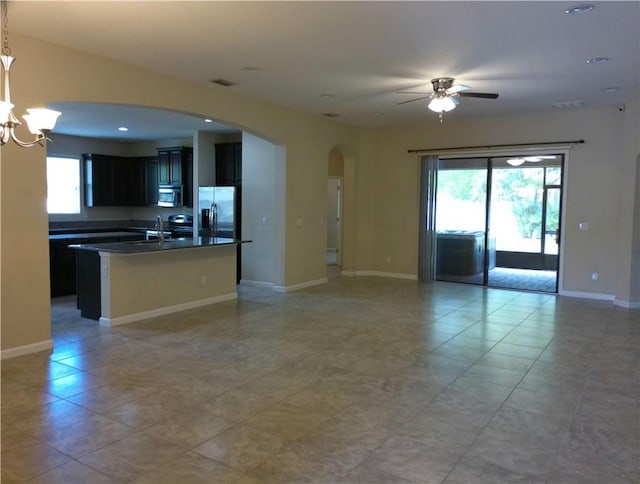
top-left (327, 177), bottom-right (342, 266)
top-left (432, 154), bottom-right (563, 292)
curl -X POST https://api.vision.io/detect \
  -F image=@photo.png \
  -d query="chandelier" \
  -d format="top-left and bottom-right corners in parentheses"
top-left (0, 0), bottom-right (60, 147)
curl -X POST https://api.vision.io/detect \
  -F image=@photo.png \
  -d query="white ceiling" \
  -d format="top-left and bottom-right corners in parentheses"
top-left (9, 1), bottom-right (640, 140)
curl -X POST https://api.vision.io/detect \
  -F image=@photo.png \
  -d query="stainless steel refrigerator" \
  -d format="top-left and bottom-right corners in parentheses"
top-left (198, 186), bottom-right (236, 238)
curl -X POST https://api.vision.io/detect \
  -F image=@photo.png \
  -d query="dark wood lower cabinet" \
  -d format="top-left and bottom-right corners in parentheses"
top-left (50, 239), bottom-right (85, 297)
top-left (75, 250), bottom-right (101, 320)
top-left (50, 233), bottom-right (143, 297)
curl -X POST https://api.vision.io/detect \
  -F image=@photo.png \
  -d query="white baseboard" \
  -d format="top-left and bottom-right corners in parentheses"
top-left (354, 270), bottom-right (418, 280)
top-left (1, 339), bottom-right (53, 360)
top-left (240, 280), bottom-right (275, 288)
top-left (99, 293), bottom-right (238, 327)
top-left (559, 290), bottom-right (615, 301)
top-left (614, 299), bottom-right (640, 309)
top-left (273, 277), bottom-right (328, 293)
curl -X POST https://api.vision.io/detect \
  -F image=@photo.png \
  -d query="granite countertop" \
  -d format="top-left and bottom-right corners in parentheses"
top-left (69, 237), bottom-right (248, 254)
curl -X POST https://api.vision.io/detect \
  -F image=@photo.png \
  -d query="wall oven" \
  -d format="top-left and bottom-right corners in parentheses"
top-left (158, 185), bottom-right (183, 208)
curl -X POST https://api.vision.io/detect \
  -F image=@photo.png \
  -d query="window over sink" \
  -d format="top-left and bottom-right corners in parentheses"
top-left (47, 156), bottom-right (81, 214)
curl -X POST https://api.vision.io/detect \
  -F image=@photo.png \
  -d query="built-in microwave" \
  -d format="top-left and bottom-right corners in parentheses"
top-left (158, 185), bottom-right (182, 207)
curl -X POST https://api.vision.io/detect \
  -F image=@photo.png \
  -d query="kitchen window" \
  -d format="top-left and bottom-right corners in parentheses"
top-left (46, 156), bottom-right (81, 214)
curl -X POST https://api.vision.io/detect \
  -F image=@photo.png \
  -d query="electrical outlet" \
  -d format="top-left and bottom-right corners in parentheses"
top-left (591, 272), bottom-right (599, 281)
top-left (201, 275), bottom-right (207, 286)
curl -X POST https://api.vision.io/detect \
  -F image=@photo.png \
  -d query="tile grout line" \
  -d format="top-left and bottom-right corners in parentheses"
top-left (439, 297), bottom-right (558, 483)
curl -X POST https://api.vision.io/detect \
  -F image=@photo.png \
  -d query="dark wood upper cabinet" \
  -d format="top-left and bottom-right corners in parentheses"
top-left (145, 156), bottom-right (159, 206)
top-left (83, 148), bottom-right (192, 208)
top-left (157, 150), bottom-right (171, 185)
top-left (83, 154), bottom-right (147, 207)
top-left (157, 147), bottom-right (193, 206)
top-left (83, 154), bottom-right (113, 207)
top-left (215, 142), bottom-right (242, 186)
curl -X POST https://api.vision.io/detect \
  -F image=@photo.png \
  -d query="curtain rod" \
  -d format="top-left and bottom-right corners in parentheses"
top-left (407, 139), bottom-right (585, 154)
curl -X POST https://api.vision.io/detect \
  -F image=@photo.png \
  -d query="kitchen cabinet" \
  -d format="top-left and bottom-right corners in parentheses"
top-left (83, 154), bottom-right (112, 207)
top-left (215, 142), bottom-right (242, 185)
top-left (50, 232), bottom-right (143, 297)
top-left (144, 156), bottom-right (159, 206)
top-left (83, 154), bottom-right (147, 207)
top-left (50, 238), bottom-right (84, 297)
top-left (157, 147), bottom-right (193, 207)
top-left (121, 157), bottom-right (147, 206)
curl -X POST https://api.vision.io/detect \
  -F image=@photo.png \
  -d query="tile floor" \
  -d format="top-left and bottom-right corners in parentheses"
top-left (2, 272), bottom-right (639, 483)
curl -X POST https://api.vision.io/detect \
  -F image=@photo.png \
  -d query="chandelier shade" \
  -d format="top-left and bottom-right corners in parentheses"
top-left (0, 1), bottom-right (61, 147)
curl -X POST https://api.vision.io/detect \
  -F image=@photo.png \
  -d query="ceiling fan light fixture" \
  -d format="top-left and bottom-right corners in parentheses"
top-left (428, 96), bottom-right (457, 113)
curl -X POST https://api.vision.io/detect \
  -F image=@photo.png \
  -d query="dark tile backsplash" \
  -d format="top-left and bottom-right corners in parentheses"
top-left (49, 220), bottom-right (155, 232)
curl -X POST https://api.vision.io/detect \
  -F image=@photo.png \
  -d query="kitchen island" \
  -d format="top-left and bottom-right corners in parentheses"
top-left (70, 237), bottom-right (246, 326)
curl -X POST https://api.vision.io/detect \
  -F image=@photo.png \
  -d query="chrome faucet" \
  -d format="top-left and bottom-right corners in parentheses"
top-left (209, 203), bottom-right (218, 237)
top-left (155, 215), bottom-right (164, 243)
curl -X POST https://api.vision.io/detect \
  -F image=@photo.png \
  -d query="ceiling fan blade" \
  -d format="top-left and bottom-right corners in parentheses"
top-left (446, 84), bottom-right (471, 94)
top-left (458, 92), bottom-right (499, 99)
top-left (397, 96), bottom-right (430, 105)
top-left (395, 90), bottom-right (428, 94)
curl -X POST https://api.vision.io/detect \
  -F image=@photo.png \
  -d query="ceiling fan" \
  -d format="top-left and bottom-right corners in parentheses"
top-left (397, 77), bottom-right (498, 121)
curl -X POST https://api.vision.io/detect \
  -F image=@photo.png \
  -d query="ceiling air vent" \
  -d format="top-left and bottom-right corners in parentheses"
top-left (210, 78), bottom-right (236, 87)
top-left (553, 100), bottom-right (585, 110)
top-left (323, 112), bottom-right (340, 118)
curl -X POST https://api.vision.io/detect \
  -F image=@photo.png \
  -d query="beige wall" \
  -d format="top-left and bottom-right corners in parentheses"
top-left (357, 107), bottom-right (639, 302)
top-left (614, 101), bottom-right (640, 304)
top-left (1, 142), bottom-right (52, 355)
top-left (328, 148), bottom-right (344, 177)
top-left (241, 132), bottom-right (282, 285)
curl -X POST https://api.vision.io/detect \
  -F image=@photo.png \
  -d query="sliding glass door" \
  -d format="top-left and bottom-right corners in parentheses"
top-left (435, 158), bottom-right (488, 285)
top-left (432, 154), bottom-right (563, 292)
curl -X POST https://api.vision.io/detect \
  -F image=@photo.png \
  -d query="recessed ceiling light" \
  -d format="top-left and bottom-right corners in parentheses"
top-left (117, 126), bottom-right (128, 132)
top-left (565, 4), bottom-right (595, 14)
top-left (320, 94), bottom-right (335, 99)
top-left (507, 158), bottom-right (526, 167)
top-left (586, 57), bottom-right (609, 65)
top-left (602, 86), bottom-right (620, 94)
top-left (242, 66), bottom-right (261, 72)
top-left (204, 118), bottom-right (213, 123)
